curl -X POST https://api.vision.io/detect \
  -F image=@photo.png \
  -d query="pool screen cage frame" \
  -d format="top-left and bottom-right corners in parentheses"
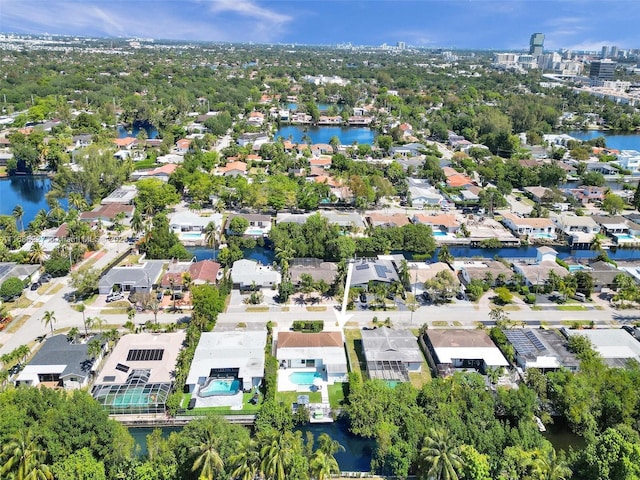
top-left (366, 360), bottom-right (410, 382)
top-left (92, 381), bottom-right (173, 414)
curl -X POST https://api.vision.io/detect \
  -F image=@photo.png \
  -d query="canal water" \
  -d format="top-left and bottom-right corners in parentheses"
top-left (0, 176), bottom-right (67, 226)
top-left (129, 422), bottom-right (373, 470)
top-left (566, 130), bottom-right (640, 151)
top-left (117, 121), bottom-right (159, 139)
top-left (276, 125), bottom-right (376, 145)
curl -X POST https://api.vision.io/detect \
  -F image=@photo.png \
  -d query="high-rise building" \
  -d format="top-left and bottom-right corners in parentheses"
top-left (601, 46), bottom-right (609, 59)
top-left (610, 46), bottom-right (619, 59)
top-left (397, 41), bottom-right (406, 50)
top-left (529, 33), bottom-right (544, 56)
top-left (589, 59), bottom-right (616, 80)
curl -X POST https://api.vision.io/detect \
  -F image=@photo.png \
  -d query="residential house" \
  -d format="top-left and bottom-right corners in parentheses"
top-left (101, 185), bottom-right (138, 205)
top-left (361, 328), bottom-right (425, 382)
top-left (442, 166), bottom-right (473, 188)
top-left (112, 137), bottom-right (137, 150)
top-left (454, 260), bottom-right (513, 286)
top-left (563, 328), bottom-right (640, 368)
top-left (216, 160), bottom-right (248, 177)
top-left (350, 258), bottom-right (400, 289)
top-left (15, 334), bottom-right (103, 389)
top-left (566, 186), bottom-right (607, 205)
top-left (309, 156), bottom-right (332, 169)
top-left (130, 163), bottom-right (178, 182)
top-left (92, 332), bottom-right (186, 414)
top-left (0, 262), bottom-right (40, 285)
top-left (79, 204), bottom-right (135, 225)
top-left (421, 329), bottom-right (509, 377)
top-left (161, 259), bottom-right (222, 290)
top-left (524, 186), bottom-right (552, 203)
top-left (512, 247), bottom-right (569, 287)
top-left (407, 178), bottom-right (444, 207)
top-left (237, 133), bottom-right (269, 147)
top-left (231, 259), bottom-right (281, 289)
top-left (98, 260), bottom-right (164, 295)
top-left (348, 116), bottom-right (373, 126)
top-left (246, 111), bottom-right (265, 127)
top-left (503, 329), bottom-right (579, 372)
top-left (319, 211), bottom-right (366, 231)
top-left (616, 150), bottom-right (640, 173)
top-left (587, 260), bottom-right (626, 292)
top-left (412, 213), bottom-right (460, 234)
top-left (366, 213), bottom-right (411, 228)
top-left (289, 259), bottom-right (337, 287)
top-left (501, 212), bottom-right (556, 240)
top-left (408, 262), bottom-right (455, 296)
top-left (169, 211), bottom-right (222, 235)
top-left (276, 332), bottom-right (348, 384)
top-left (391, 143), bottom-right (426, 157)
top-left (186, 331), bottom-right (267, 399)
top-left (592, 215), bottom-right (640, 245)
top-left (227, 214), bottom-right (272, 236)
top-left (398, 123), bottom-right (414, 138)
top-left (553, 214), bottom-right (600, 247)
top-left (72, 134), bottom-right (92, 150)
top-left (176, 138), bottom-right (192, 154)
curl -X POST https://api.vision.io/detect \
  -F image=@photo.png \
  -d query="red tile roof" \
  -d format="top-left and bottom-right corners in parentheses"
top-left (189, 260), bottom-right (220, 283)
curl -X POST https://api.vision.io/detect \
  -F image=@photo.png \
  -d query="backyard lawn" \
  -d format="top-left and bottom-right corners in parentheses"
top-left (275, 390), bottom-right (321, 406)
top-left (344, 328), bottom-right (364, 375)
top-left (179, 392), bottom-right (262, 415)
top-left (327, 382), bottom-right (346, 408)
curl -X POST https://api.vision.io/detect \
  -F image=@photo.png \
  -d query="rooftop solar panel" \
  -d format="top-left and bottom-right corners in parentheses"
top-left (115, 363), bottom-right (130, 373)
top-left (127, 349), bottom-right (164, 362)
top-left (374, 264), bottom-right (388, 279)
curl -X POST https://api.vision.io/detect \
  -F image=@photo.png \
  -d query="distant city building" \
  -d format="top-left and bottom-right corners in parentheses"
top-left (529, 32), bottom-right (545, 56)
top-left (590, 59), bottom-right (616, 80)
top-left (397, 41), bottom-right (406, 50)
top-left (601, 46), bottom-right (609, 59)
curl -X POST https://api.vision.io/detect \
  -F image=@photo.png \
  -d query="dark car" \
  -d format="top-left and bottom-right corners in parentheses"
top-left (30, 282), bottom-right (40, 291)
top-left (39, 274), bottom-right (51, 283)
top-left (359, 292), bottom-right (367, 303)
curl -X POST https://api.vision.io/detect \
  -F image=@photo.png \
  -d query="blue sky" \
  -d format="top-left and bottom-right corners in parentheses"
top-left (0, 0), bottom-right (639, 51)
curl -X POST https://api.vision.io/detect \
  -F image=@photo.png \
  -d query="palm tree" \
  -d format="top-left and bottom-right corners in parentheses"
top-left (130, 211), bottom-right (143, 236)
top-left (0, 428), bottom-right (53, 480)
top-left (77, 303), bottom-right (88, 336)
top-left (204, 221), bottom-right (218, 260)
top-left (87, 338), bottom-right (103, 360)
top-left (418, 429), bottom-right (465, 480)
top-left (229, 438), bottom-right (259, 480)
top-left (260, 432), bottom-right (293, 480)
top-left (67, 327), bottom-right (79, 344)
top-left (531, 447), bottom-right (572, 480)
top-left (437, 245), bottom-right (454, 265)
top-left (310, 450), bottom-right (339, 480)
top-left (12, 205), bottom-right (24, 232)
top-left (42, 311), bottom-right (56, 336)
top-left (191, 425), bottom-right (224, 480)
top-left (28, 242), bottom-right (46, 265)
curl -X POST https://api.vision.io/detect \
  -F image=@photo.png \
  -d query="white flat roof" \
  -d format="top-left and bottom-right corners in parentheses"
top-left (434, 347), bottom-right (509, 367)
top-left (564, 329), bottom-right (640, 361)
top-left (186, 331), bottom-right (267, 385)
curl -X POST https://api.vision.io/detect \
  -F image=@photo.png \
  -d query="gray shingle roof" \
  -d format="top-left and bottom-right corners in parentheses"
top-left (25, 334), bottom-right (97, 379)
top-left (361, 328), bottom-right (424, 364)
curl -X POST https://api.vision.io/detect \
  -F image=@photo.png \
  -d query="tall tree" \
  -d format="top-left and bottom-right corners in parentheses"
top-left (191, 425), bottom-right (224, 480)
top-left (12, 205), bottom-right (24, 232)
top-left (0, 428), bottom-right (53, 480)
top-left (204, 221), bottom-right (218, 260)
top-left (418, 429), bottom-right (465, 480)
top-left (229, 438), bottom-right (259, 480)
top-left (42, 310), bottom-right (56, 335)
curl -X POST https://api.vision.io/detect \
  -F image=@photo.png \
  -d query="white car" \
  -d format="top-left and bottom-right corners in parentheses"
top-left (106, 292), bottom-right (124, 303)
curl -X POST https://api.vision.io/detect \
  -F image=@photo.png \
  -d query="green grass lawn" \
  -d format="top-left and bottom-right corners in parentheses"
top-left (275, 390), bottom-right (321, 406)
top-left (557, 305), bottom-right (587, 311)
top-left (327, 383), bottom-right (346, 408)
top-left (181, 392), bottom-right (262, 415)
top-left (432, 320), bottom-right (449, 327)
top-left (344, 328), bottom-right (364, 375)
top-left (409, 361), bottom-right (432, 388)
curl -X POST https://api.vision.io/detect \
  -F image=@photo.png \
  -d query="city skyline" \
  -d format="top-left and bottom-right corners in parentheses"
top-left (0, 0), bottom-right (639, 52)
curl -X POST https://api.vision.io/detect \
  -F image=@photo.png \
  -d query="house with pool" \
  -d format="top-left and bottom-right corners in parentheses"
top-left (92, 332), bottom-right (185, 415)
top-left (276, 331), bottom-right (348, 393)
top-left (186, 331), bottom-right (267, 410)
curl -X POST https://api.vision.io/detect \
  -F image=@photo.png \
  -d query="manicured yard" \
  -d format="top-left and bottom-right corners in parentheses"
top-left (327, 382), bottom-right (346, 408)
top-left (409, 361), bottom-right (432, 388)
top-left (344, 328), bottom-right (364, 375)
top-left (180, 392), bottom-right (262, 415)
top-left (275, 390), bottom-right (322, 406)
top-left (557, 305), bottom-right (587, 311)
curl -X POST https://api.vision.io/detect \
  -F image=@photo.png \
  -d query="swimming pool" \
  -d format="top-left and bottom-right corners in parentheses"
top-left (568, 265), bottom-right (590, 272)
top-left (289, 371), bottom-right (322, 386)
top-left (245, 228), bottom-right (265, 236)
top-left (181, 232), bottom-right (204, 239)
top-left (615, 234), bottom-right (636, 241)
top-left (199, 378), bottom-right (240, 397)
top-left (432, 230), bottom-right (447, 237)
top-left (534, 233), bottom-right (555, 239)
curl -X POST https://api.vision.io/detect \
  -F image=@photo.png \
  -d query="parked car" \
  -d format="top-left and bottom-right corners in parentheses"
top-left (106, 292), bottom-right (124, 303)
top-left (30, 282), bottom-right (41, 291)
top-left (359, 292), bottom-right (367, 303)
top-left (39, 274), bottom-right (51, 283)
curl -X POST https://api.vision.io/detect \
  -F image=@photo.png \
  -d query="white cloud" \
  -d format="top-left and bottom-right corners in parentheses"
top-left (208, 0), bottom-right (291, 24)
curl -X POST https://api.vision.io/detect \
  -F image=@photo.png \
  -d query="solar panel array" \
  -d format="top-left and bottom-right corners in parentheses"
top-left (355, 264), bottom-right (369, 271)
top-left (504, 330), bottom-right (548, 357)
top-left (374, 264), bottom-right (388, 279)
top-left (127, 349), bottom-right (165, 362)
top-left (103, 376), bottom-right (116, 382)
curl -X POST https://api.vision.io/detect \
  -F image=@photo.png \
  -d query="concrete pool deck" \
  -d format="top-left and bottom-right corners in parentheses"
top-left (278, 367), bottom-right (327, 393)
top-left (192, 388), bottom-right (244, 410)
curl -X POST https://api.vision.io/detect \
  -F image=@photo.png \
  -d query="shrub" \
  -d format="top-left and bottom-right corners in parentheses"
top-left (0, 277), bottom-right (24, 300)
top-left (525, 293), bottom-right (536, 304)
top-left (292, 320), bottom-right (324, 332)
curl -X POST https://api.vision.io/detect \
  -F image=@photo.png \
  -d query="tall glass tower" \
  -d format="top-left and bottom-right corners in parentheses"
top-left (529, 33), bottom-right (545, 56)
